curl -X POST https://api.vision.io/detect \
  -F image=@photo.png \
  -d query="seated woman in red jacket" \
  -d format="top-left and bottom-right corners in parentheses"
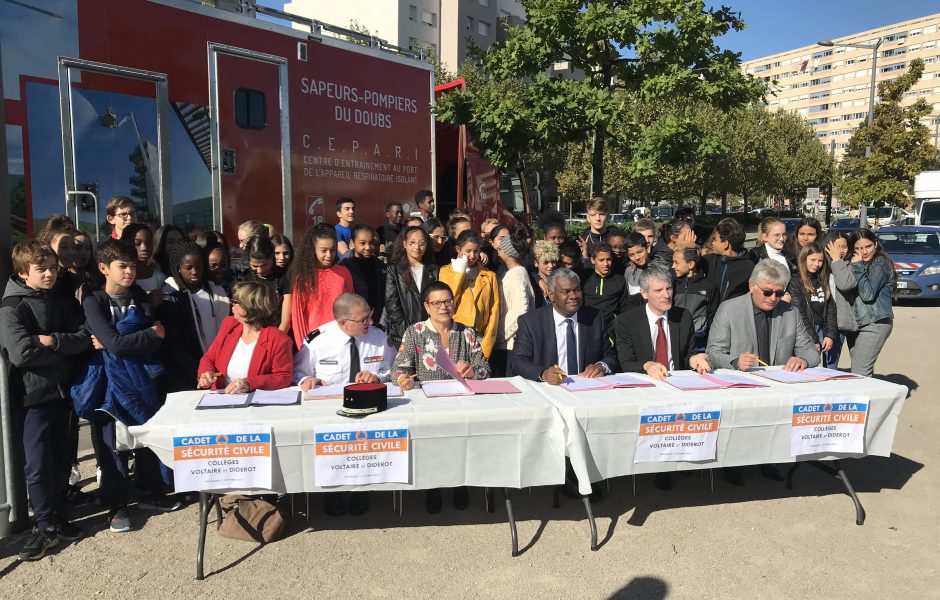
top-left (197, 280), bottom-right (292, 393)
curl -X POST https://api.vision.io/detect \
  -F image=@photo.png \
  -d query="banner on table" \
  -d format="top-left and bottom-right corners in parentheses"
top-left (171, 425), bottom-right (272, 492)
top-left (790, 396), bottom-right (868, 456)
top-left (634, 404), bottom-right (721, 463)
top-left (314, 421), bottom-right (410, 486)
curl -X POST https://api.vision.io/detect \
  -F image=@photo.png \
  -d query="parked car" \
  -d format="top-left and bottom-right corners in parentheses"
top-left (779, 218), bottom-right (802, 236)
top-left (876, 226), bottom-right (940, 299)
top-left (827, 218), bottom-right (861, 234)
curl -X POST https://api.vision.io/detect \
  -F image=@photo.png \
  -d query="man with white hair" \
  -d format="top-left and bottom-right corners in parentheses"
top-left (706, 259), bottom-right (818, 485)
top-left (707, 259), bottom-right (818, 372)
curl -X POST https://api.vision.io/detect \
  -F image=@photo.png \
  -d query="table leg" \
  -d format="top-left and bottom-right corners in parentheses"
top-left (787, 460), bottom-right (866, 526)
top-left (582, 496), bottom-right (598, 551)
top-left (196, 491), bottom-right (210, 581)
top-left (213, 496), bottom-right (222, 529)
top-left (502, 489), bottom-right (519, 557)
top-left (485, 487), bottom-right (496, 513)
top-left (552, 486), bottom-right (560, 509)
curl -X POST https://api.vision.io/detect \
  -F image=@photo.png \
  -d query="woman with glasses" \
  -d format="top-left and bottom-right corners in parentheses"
top-left (422, 218), bottom-right (451, 267)
top-left (385, 226), bottom-right (439, 348)
top-left (392, 281), bottom-right (491, 514)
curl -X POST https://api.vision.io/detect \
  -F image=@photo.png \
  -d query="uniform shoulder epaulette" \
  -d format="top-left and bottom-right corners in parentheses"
top-left (305, 328), bottom-right (322, 344)
top-left (373, 323), bottom-right (386, 332)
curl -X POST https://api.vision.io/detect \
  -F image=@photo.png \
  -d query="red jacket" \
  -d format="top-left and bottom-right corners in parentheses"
top-left (197, 316), bottom-right (292, 391)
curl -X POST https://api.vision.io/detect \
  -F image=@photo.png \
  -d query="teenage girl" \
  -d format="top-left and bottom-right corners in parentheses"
top-left (824, 230), bottom-right (857, 369)
top-left (843, 229), bottom-right (895, 377)
top-left (786, 217), bottom-right (823, 259)
top-left (271, 233), bottom-right (294, 271)
top-left (120, 223), bottom-right (166, 293)
top-left (288, 224), bottom-right (354, 349)
top-left (749, 217), bottom-right (795, 273)
top-left (786, 242), bottom-right (838, 359)
top-left (241, 235), bottom-right (291, 333)
top-left (439, 230), bottom-right (500, 359)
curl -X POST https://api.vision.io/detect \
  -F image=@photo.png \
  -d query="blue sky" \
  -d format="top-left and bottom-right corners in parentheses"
top-left (261, 1), bottom-right (937, 62)
top-left (719, 0), bottom-right (939, 60)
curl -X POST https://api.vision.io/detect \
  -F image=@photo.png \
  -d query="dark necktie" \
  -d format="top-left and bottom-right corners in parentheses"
top-left (348, 337), bottom-right (360, 383)
top-left (655, 317), bottom-right (669, 368)
top-left (758, 313), bottom-right (771, 366)
top-left (565, 319), bottom-right (578, 375)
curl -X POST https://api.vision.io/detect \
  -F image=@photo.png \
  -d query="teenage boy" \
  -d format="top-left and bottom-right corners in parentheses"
top-left (633, 218), bottom-right (658, 250)
top-left (82, 239), bottom-right (178, 533)
top-left (582, 242), bottom-right (627, 335)
top-left (700, 218), bottom-right (753, 302)
top-left (557, 240), bottom-right (587, 283)
top-left (415, 189), bottom-right (435, 221)
top-left (335, 197), bottom-right (356, 256)
top-left (672, 245), bottom-right (719, 351)
top-left (605, 227), bottom-right (628, 276)
top-left (376, 201), bottom-right (404, 260)
top-left (624, 231), bottom-right (654, 297)
top-left (1, 241), bottom-right (90, 560)
top-left (579, 198), bottom-right (609, 259)
top-left (105, 196), bottom-right (136, 240)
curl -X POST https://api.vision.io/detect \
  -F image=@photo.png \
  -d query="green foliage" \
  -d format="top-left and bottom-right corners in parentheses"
top-left (434, 0), bottom-right (765, 180)
top-left (838, 59), bottom-right (940, 208)
top-left (764, 109), bottom-right (833, 201)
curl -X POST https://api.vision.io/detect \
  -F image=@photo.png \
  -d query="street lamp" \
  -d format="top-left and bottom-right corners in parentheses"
top-left (818, 37), bottom-right (884, 228)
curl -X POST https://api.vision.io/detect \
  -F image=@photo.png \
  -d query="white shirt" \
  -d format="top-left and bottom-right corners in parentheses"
top-left (227, 339), bottom-right (256, 380)
top-left (765, 245), bottom-right (789, 269)
top-left (553, 308), bottom-right (580, 375)
top-left (645, 305), bottom-right (673, 370)
top-left (294, 320), bottom-right (397, 386)
top-left (410, 264), bottom-right (425, 292)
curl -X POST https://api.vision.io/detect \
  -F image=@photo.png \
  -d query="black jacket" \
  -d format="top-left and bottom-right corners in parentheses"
top-left (581, 271), bottom-right (627, 334)
top-left (0, 276), bottom-right (90, 408)
top-left (748, 245), bottom-right (797, 274)
top-left (384, 263), bottom-right (439, 346)
top-left (701, 252), bottom-right (754, 302)
top-left (513, 304), bottom-right (618, 382)
top-left (673, 272), bottom-right (719, 334)
top-left (82, 285), bottom-right (162, 358)
top-left (786, 276), bottom-right (838, 345)
top-left (341, 255), bottom-right (387, 324)
top-left (614, 304), bottom-right (697, 373)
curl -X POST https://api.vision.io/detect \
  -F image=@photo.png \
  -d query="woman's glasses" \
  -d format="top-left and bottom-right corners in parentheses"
top-left (427, 299), bottom-right (454, 308)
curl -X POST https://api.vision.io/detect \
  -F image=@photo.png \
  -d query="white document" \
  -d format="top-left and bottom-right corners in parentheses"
top-left (250, 389), bottom-right (300, 405)
top-left (791, 395), bottom-right (869, 456)
top-left (196, 392), bottom-right (249, 409)
top-left (751, 369), bottom-right (816, 383)
top-left (421, 380), bottom-right (472, 397)
top-left (304, 383), bottom-right (347, 400)
top-left (802, 367), bottom-right (861, 381)
top-left (314, 421), bottom-right (410, 486)
top-left (172, 425), bottom-right (272, 492)
top-left (634, 404), bottom-right (722, 463)
top-left (600, 374), bottom-right (655, 388)
top-left (385, 384), bottom-right (404, 397)
top-left (560, 376), bottom-right (613, 392)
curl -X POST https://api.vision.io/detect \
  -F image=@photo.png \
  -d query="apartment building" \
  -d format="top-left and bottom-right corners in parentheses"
top-left (741, 13), bottom-right (940, 159)
top-left (283, 0), bottom-right (526, 74)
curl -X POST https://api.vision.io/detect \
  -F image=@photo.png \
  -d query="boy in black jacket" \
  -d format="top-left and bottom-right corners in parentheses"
top-left (582, 243), bottom-right (627, 335)
top-left (0, 241), bottom-right (90, 560)
top-left (700, 218), bottom-right (753, 302)
top-left (82, 239), bottom-right (178, 534)
top-left (672, 246), bottom-right (719, 351)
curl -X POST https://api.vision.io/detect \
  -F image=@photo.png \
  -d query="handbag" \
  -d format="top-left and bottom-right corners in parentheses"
top-left (217, 494), bottom-right (284, 543)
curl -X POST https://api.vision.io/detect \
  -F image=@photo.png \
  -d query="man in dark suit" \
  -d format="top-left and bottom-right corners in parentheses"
top-left (613, 265), bottom-right (711, 490)
top-left (614, 266), bottom-right (711, 379)
top-left (513, 268), bottom-right (619, 384)
top-left (513, 267), bottom-right (618, 502)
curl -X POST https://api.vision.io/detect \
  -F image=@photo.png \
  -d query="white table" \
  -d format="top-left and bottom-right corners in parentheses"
top-left (130, 376), bottom-right (567, 493)
top-left (128, 376), bottom-right (568, 577)
top-left (530, 370), bottom-right (907, 496)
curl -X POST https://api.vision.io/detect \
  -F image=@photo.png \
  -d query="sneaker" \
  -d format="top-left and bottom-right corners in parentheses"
top-left (108, 508), bottom-right (132, 532)
top-left (138, 496), bottom-right (182, 512)
top-left (19, 528), bottom-right (58, 561)
top-left (69, 464), bottom-right (81, 486)
top-left (56, 519), bottom-right (85, 541)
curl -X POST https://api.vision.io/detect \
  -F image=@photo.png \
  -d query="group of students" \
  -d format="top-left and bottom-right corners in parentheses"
top-left (1, 191), bottom-right (895, 560)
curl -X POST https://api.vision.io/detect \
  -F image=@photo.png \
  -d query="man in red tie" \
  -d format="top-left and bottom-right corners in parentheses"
top-left (613, 265), bottom-right (711, 379)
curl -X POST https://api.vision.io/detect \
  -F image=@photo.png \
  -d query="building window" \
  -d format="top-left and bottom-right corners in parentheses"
top-left (422, 10), bottom-right (436, 27)
top-left (478, 20), bottom-right (490, 37)
top-left (409, 4), bottom-right (417, 21)
top-left (234, 88), bottom-right (266, 130)
top-left (479, 0), bottom-right (490, 5)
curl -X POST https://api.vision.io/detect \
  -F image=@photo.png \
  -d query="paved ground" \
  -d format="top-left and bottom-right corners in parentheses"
top-left (0, 304), bottom-right (936, 599)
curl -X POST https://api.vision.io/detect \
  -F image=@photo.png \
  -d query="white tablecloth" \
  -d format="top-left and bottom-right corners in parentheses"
top-left (530, 370), bottom-right (908, 495)
top-left (128, 377), bottom-right (567, 493)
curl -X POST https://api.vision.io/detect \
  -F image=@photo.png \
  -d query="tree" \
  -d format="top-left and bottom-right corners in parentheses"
top-left (838, 59), bottom-right (940, 208)
top-left (435, 0), bottom-right (764, 193)
top-left (765, 109), bottom-right (832, 204)
top-left (726, 103), bottom-right (773, 212)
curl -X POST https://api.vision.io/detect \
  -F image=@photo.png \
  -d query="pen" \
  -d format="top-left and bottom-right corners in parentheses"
top-left (754, 358), bottom-right (769, 367)
top-left (396, 373), bottom-right (417, 384)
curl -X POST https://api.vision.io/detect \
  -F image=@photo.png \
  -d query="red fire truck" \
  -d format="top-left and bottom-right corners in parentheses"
top-left (0, 0), bottom-right (527, 250)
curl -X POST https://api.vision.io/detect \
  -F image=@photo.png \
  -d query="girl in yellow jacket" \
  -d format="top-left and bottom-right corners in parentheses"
top-left (438, 230), bottom-right (500, 359)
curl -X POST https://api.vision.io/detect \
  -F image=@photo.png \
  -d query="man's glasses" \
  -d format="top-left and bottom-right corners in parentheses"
top-left (427, 299), bottom-right (454, 308)
top-left (343, 311), bottom-right (373, 326)
top-left (759, 288), bottom-right (786, 298)
top-left (114, 211), bottom-right (134, 220)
